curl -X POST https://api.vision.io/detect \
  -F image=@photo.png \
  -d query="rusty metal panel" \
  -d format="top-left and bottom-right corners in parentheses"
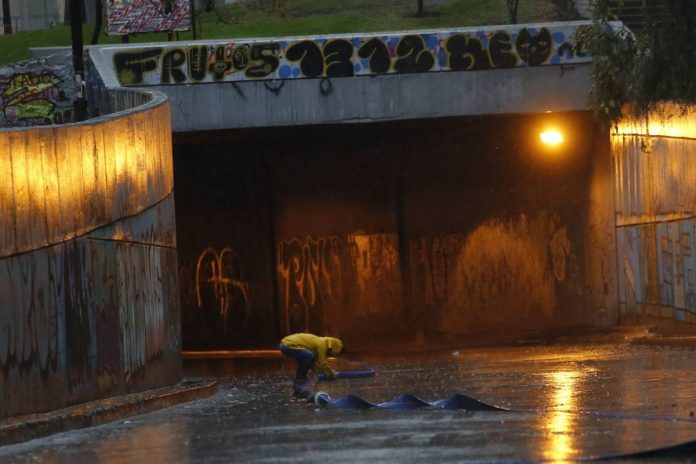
top-left (612, 105), bottom-right (696, 326)
top-left (617, 220), bottom-right (696, 321)
top-left (613, 135), bottom-right (696, 225)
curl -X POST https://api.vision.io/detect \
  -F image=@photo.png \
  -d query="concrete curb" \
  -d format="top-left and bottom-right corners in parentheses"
top-left (629, 336), bottom-right (696, 348)
top-left (0, 377), bottom-right (218, 447)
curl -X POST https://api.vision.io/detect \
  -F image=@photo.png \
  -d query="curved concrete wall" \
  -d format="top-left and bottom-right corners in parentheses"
top-left (0, 89), bottom-right (180, 418)
top-left (613, 105), bottom-right (696, 329)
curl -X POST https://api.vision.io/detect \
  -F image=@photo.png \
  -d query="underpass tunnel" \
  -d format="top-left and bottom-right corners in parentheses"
top-left (173, 111), bottom-right (616, 351)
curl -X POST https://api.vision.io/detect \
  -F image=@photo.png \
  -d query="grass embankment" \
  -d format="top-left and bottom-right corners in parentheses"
top-left (0, 0), bottom-right (561, 65)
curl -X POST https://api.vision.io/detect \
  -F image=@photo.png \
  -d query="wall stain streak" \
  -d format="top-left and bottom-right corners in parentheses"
top-left (431, 214), bottom-right (578, 333)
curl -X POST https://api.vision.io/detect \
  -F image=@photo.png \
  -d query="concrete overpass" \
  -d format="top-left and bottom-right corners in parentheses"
top-left (6, 19), bottom-right (696, 424)
top-left (86, 21), bottom-right (594, 132)
top-left (75, 21), bottom-right (621, 350)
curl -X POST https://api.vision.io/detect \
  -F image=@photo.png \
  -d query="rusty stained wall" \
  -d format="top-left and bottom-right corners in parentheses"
top-left (175, 112), bottom-right (617, 348)
top-left (0, 98), bottom-right (181, 418)
top-left (614, 108), bottom-right (696, 327)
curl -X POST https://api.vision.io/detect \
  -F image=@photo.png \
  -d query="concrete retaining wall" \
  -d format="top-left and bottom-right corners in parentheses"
top-left (613, 105), bottom-right (696, 330)
top-left (0, 89), bottom-right (181, 419)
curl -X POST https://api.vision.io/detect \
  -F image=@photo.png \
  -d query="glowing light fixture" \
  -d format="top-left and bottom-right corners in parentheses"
top-left (540, 129), bottom-right (564, 146)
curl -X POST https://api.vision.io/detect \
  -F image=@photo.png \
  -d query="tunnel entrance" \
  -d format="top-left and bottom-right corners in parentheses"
top-left (173, 112), bottom-right (616, 350)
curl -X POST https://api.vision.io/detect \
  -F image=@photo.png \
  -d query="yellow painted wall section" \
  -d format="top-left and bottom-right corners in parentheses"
top-left (614, 104), bottom-right (696, 327)
top-left (0, 102), bottom-right (173, 257)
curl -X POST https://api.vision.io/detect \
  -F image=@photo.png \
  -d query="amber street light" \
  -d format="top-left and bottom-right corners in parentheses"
top-left (540, 129), bottom-right (564, 146)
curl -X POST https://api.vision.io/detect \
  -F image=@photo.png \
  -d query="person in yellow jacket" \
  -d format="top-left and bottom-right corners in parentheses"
top-left (279, 333), bottom-right (344, 396)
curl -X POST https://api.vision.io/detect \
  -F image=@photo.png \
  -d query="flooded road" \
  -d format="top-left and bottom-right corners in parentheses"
top-left (4, 338), bottom-right (696, 463)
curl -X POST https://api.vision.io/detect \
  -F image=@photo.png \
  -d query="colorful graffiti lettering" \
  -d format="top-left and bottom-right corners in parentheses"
top-left (0, 71), bottom-right (72, 126)
top-left (105, 0), bottom-right (192, 35)
top-left (110, 24), bottom-right (590, 86)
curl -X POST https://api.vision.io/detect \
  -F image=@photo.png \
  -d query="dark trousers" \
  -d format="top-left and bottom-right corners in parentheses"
top-left (279, 343), bottom-right (316, 396)
top-left (279, 343), bottom-right (315, 381)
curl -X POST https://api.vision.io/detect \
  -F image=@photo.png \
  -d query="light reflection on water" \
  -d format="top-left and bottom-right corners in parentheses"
top-left (542, 369), bottom-right (588, 463)
top-left (22, 421), bottom-right (191, 464)
top-left (98, 422), bottom-right (191, 464)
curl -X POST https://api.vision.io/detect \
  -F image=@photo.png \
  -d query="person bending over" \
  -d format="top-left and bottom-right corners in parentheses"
top-left (279, 333), bottom-right (344, 396)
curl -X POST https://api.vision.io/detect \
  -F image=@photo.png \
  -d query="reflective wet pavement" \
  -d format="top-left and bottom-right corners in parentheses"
top-left (4, 336), bottom-right (696, 463)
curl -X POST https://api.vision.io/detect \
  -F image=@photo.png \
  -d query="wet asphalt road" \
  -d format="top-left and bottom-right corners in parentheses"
top-left (4, 337), bottom-right (696, 463)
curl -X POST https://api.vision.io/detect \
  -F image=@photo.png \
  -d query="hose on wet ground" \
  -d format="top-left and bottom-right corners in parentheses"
top-left (294, 362), bottom-right (696, 461)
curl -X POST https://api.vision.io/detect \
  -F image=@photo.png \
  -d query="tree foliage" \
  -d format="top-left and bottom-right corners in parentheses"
top-left (579, 0), bottom-right (696, 129)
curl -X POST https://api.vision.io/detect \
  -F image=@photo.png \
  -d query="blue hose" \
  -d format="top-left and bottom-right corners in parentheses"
top-left (296, 366), bottom-right (505, 411)
top-left (312, 391), bottom-right (506, 411)
top-left (291, 360), bottom-right (696, 462)
top-left (292, 365), bottom-right (696, 460)
top-left (316, 368), bottom-right (376, 381)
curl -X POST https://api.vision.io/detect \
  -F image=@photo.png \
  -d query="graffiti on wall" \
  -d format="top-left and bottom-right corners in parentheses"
top-left (105, 0), bottom-right (192, 35)
top-left (618, 221), bottom-right (696, 318)
top-left (110, 23), bottom-right (589, 86)
top-left (0, 69), bottom-right (73, 126)
top-left (349, 233), bottom-right (401, 316)
top-left (276, 233), bottom-right (401, 333)
top-left (613, 117), bottom-right (696, 323)
top-left (195, 247), bottom-right (250, 334)
top-left (409, 234), bottom-right (467, 315)
top-left (116, 243), bottom-right (168, 382)
top-left (411, 214), bottom-right (580, 332)
top-left (277, 235), bottom-right (346, 333)
top-left (0, 249), bottom-right (63, 381)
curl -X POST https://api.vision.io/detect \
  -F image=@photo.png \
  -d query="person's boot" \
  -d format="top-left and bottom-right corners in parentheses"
top-left (293, 378), bottom-right (309, 398)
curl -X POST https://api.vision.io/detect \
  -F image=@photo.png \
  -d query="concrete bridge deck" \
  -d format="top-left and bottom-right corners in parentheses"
top-left (85, 21), bottom-right (594, 132)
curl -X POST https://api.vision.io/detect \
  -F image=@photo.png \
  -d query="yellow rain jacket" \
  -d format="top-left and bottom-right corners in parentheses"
top-left (281, 333), bottom-right (344, 378)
